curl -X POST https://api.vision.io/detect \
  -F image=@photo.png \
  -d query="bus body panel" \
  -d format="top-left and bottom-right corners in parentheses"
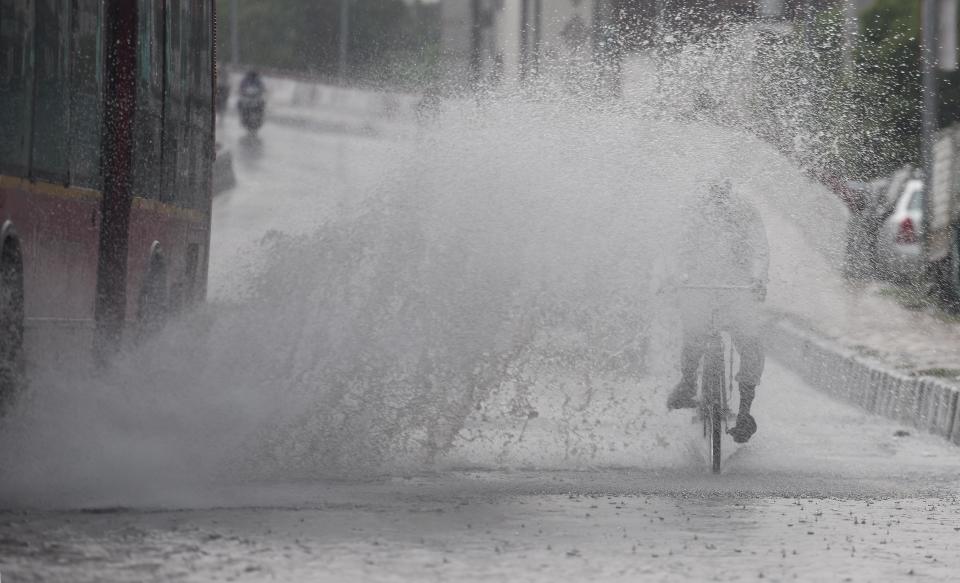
top-left (126, 201), bottom-right (209, 320)
top-left (0, 180), bottom-right (101, 321)
top-left (0, 0), bottom-right (214, 370)
top-left (0, 178), bottom-right (101, 366)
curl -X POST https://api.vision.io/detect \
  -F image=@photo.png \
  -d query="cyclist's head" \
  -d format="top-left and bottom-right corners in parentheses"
top-left (705, 179), bottom-right (733, 207)
top-left (693, 91), bottom-right (719, 114)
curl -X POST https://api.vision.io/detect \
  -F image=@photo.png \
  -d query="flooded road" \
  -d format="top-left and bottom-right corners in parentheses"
top-left (2, 487), bottom-right (958, 582)
top-left (3, 105), bottom-right (960, 582)
top-left (2, 357), bottom-right (959, 581)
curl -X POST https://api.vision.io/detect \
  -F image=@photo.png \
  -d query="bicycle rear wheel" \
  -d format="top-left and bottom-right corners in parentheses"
top-left (702, 337), bottom-right (726, 474)
top-left (710, 403), bottom-right (722, 473)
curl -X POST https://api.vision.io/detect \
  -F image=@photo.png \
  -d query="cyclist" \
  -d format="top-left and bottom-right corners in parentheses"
top-left (666, 179), bottom-right (769, 443)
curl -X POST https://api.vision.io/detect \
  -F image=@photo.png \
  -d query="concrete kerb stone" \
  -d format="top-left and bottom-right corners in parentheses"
top-left (881, 374), bottom-right (896, 419)
top-left (869, 370), bottom-right (882, 411)
top-left (811, 345), bottom-right (826, 390)
top-left (768, 319), bottom-right (960, 446)
top-left (931, 383), bottom-right (953, 437)
top-left (951, 395), bottom-right (960, 445)
top-left (889, 374), bottom-right (909, 420)
top-left (845, 360), bottom-right (862, 407)
top-left (921, 382), bottom-right (934, 431)
top-left (853, 362), bottom-right (869, 406)
top-left (826, 351), bottom-right (843, 397)
top-left (895, 375), bottom-right (919, 425)
top-left (866, 370), bottom-right (882, 413)
top-left (830, 356), bottom-right (847, 399)
top-left (798, 338), bottom-right (812, 378)
top-left (859, 369), bottom-right (873, 411)
top-left (836, 357), bottom-right (852, 401)
top-left (924, 383), bottom-right (946, 434)
top-left (884, 375), bottom-right (898, 418)
top-left (876, 373), bottom-right (891, 416)
top-left (914, 380), bottom-right (930, 430)
top-left (898, 378), bottom-right (920, 425)
top-left (939, 386), bottom-right (959, 438)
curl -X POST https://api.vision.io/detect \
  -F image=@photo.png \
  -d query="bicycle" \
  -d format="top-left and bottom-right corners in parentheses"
top-left (678, 284), bottom-right (753, 474)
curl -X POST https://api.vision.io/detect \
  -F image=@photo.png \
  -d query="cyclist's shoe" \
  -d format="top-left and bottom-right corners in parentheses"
top-left (728, 413), bottom-right (757, 443)
top-left (667, 381), bottom-right (698, 410)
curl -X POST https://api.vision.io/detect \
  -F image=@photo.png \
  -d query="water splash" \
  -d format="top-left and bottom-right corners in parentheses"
top-left (0, 22), bottom-right (853, 507)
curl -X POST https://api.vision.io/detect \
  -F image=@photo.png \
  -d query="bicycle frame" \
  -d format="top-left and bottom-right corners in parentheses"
top-left (680, 284), bottom-right (751, 474)
top-left (699, 311), bottom-right (729, 474)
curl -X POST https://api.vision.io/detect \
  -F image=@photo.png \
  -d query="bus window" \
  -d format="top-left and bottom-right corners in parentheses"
top-left (174, 0), bottom-right (213, 211)
top-left (180, 0), bottom-right (198, 208)
top-left (69, 0), bottom-right (102, 190)
top-left (180, 1), bottom-right (190, 92)
top-left (177, 0), bottom-right (193, 205)
top-left (193, 2), bottom-right (205, 104)
top-left (31, 0), bottom-right (71, 183)
top-left (193, 0), bottom-right (213, 210)
top-left (137, 0), bottom-right (151, 84)
top-left (151, 0), bottom-right (163, 92)
top-left (161, 0), bottom-right (183, 203)
top-left (0, 0), bottom-right (33, 177)
top-left (132, 0), bottom-right (163, 200)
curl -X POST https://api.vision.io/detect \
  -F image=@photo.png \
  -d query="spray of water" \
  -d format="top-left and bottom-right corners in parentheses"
top-left (0, 22), bottom-right (851, 507)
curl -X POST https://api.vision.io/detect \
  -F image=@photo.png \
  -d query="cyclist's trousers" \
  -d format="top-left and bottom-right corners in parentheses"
top-left (680, 326), bottom-right (765, 388)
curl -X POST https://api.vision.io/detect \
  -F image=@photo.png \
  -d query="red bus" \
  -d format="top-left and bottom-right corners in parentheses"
top-left (0, 2), bottom-right (215, 404)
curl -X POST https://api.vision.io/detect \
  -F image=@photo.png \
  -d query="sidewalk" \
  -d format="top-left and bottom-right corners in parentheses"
top-left (618, 53), bottom-right (960, 385)
top-left (228, 72), bottom-right (419, 140)
top-left (763, 201), bottom-right (960, 383)
top-left (256, 63), bottom-right (960, 384)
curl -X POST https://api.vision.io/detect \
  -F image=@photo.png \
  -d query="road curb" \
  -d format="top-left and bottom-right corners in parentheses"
top-left (766, 319), bottom-right (960, 445)
top-left (268, 110), bottom-right (383, 138)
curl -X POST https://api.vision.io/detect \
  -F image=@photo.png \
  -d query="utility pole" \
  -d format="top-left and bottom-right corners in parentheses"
top-left (941, 0), bottom-right (958, 72)
top-left (592, 0), bottom-right (621, 98)
top-left (520, 0), bottom-right (529, 84)
top-left (470, 0), bottom-right (481, 91)
top-left (921, 0), bottom-right (937, 263)
top-left (339, 0), bottom-right (349, 83)
top-left (230, 0), bottom-right (239, 67)
top-left (842, 0), bottom-right (857, 74)
top-left (655, 0), bottom-right (665, 42)
top-left (533, 0), bottom-right (541, 75)
top-left (937, 0), bottom-right (959, 300)
top-left (96, 0), bottom-right (138, 365)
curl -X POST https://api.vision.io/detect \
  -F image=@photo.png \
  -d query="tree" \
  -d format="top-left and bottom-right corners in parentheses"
top-left (851, 0), bottom-right (960, 177)
top-left (216, 0), bottom-right (441, 87)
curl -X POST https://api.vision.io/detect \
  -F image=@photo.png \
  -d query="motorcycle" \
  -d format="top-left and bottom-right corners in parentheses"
top-left (238, 84), bottom-right (265, 134)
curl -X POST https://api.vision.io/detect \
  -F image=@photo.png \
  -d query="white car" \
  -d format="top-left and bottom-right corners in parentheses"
top-left (876, 178), bottom-right (924, 281)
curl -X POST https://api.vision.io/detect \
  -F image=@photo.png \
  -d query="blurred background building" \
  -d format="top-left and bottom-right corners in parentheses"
top-left (436, 0), bottom-right (869, 92)
top-left (439, 0), bottom-right (620, 93)
top-left (215, 0), bottom-right (880, 93)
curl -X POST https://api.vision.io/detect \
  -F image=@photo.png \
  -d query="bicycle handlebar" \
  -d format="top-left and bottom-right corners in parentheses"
top-left (678, 284), bottom-right (754, 290)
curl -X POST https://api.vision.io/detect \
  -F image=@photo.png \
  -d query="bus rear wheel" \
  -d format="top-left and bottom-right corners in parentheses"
top-left (0, 231), bottom-right (25, 416)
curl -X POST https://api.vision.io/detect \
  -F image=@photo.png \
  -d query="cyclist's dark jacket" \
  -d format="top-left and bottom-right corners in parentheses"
top-left (679, 194), bottom-right (769, 287)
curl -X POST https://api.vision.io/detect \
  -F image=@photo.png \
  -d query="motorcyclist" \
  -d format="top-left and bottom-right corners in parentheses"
top-left (238, 70), bottom-right (267, 134)
top-left (666, 179), bottom-right (769, 444)
top-left (239, 70), bottom-right (265, 97)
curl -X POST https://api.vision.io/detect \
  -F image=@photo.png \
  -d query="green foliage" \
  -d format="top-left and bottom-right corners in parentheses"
top-left (757, 0), bottom-right (960, 179)
top-left (854, 0), bottom-right (921, 175)
top-left (216, 0), bottom-right (441, 88)
top-left (742, 9), bottom-right (871, 178)
top-left (850, 0), bottom-right (960, 177)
